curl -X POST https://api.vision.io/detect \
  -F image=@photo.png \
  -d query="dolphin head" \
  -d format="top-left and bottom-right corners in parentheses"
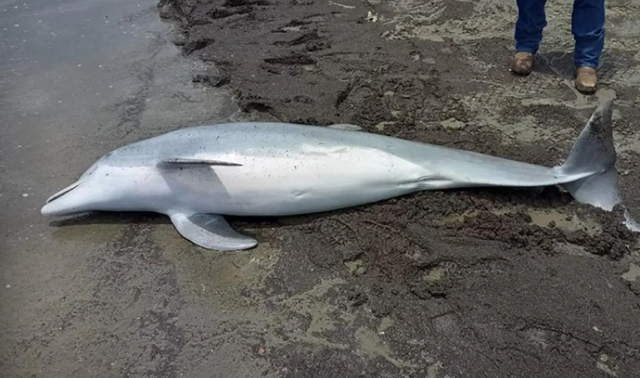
top-left (40, 160), bottom-right (120, 217)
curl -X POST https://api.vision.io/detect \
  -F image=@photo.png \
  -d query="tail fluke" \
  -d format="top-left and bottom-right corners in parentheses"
top-left (563, 167), bottom-right (621, 211)
top-left (560, 99), bottom-right (616, 176)
top-left (559, 100), bottom-right (622, 211)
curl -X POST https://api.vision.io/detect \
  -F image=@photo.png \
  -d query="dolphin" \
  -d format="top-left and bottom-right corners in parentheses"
top-left (41, 100), bottom-right (628, 251)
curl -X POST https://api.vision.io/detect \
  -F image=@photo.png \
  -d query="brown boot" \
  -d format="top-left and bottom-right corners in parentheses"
top-left (511, 52), bottom-right (534, 75)
top-left (575, 66), bottom-right (597, 94)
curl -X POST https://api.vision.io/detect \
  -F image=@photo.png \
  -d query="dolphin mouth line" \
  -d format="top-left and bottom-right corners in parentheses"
top-left (45, 181), bottom-right (81, 204)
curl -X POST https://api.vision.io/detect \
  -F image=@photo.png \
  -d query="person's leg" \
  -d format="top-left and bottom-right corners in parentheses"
top-left (512, 0), bottom-right (548, 75)
top-left (515, 0), bottom-right (548, 54)
top-left (573, 0), bottom-right (605, 68)
top-left (572, 0), bottom-right (605, 93)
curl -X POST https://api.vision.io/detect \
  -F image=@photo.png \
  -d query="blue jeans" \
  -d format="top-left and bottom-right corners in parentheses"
top-left (515, 0), bottom-right (605, 68)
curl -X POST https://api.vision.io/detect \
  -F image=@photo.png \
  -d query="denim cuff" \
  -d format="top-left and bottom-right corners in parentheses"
top-left (575, 62), bottom-right (599, 69)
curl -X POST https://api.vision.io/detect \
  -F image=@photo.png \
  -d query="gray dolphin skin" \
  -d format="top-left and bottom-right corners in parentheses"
top-left (41, 100), bottom-right (629, 251)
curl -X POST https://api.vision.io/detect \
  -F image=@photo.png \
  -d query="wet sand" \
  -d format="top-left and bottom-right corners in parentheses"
top-left (2, 0), bottom-right (640, 377)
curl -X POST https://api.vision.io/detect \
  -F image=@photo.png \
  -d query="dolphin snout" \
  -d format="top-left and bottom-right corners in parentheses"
top-left (40, 181), bottom-right (87, 217)
top-left (41, 203), bottom-right (51, 216)
top-left (40, 201), bottom-right (66, 217)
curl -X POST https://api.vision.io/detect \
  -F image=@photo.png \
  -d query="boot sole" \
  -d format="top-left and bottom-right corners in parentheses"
top-left (576, 83), bottom-right (597, 94)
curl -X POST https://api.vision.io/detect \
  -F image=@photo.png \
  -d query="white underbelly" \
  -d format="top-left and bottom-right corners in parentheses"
top-left (155, 147), bottom-right (427, 216)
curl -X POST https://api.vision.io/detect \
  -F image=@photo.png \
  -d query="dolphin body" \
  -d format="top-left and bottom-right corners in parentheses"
top-left (42, 100), bottom-right (626, 251)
